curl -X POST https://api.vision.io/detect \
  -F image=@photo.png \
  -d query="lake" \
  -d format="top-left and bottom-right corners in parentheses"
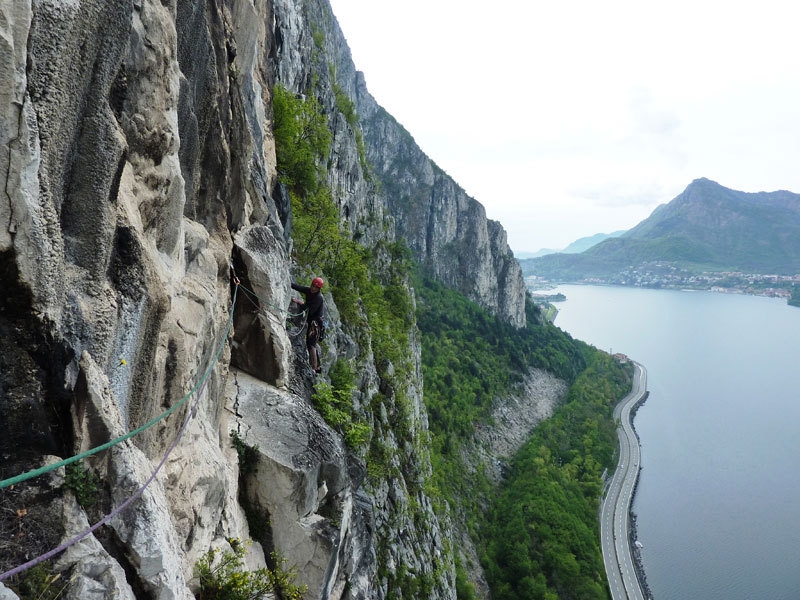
top-left (549, 284), bottom-right (800, 600)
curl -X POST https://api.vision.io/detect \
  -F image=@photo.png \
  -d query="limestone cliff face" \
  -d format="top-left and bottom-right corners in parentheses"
top-left (1, 1), bottom-right (279, 597)
top-left (274, 0), bottom-right (526, 328)
top-left (0, 0), bottom-right (527, 598)
top-left (356, 95), bottom-right (527, 328)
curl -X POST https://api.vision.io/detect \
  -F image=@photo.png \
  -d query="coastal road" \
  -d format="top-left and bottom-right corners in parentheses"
top-left (600, 361), bottom-right (647, 600)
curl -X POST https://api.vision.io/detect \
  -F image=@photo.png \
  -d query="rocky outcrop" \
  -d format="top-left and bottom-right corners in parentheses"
top-left (357, 98), bottom-right (527, 327)
top-left (232, 370), bottom-right (352, 599)
top-left (0, 0), bottom-right (530, 598)
top-left (273, 0), bottom-right (527, 328)
top-left (453, 369), bottom-right (568, 597)
top-left (473, 368), bottom-right (568, 484)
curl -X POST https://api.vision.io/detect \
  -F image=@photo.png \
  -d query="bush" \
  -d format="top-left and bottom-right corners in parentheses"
top-left (312, 376), bottom-right (371, 450)
top-left (6, 564), bottom-right (66, 600)
top-left (230, 431), bottom-right (259, 475)
top-left (272, 85), bottom-right (330, 198)
top-left (63, 462), bottom-right (99, 509)
top-left (455, 560), bottom-right (477, 600)
top-left (195, 539), bottom-right (306, 600)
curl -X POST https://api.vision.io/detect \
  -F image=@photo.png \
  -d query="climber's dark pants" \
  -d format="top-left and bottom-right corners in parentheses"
top-left (307, 321), bottom-right (321, 372)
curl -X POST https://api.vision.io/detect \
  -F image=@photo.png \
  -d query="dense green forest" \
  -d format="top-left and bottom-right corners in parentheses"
top-left (415, 276), bottom-right (632, 599)
top-left (416, 276), bottom-right (586, 448)
top-left (482, 353), bottom-right (631, 599)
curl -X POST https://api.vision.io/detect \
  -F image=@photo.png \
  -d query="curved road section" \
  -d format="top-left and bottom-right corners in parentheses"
top-left (601, 361), bottom-right (648, 600)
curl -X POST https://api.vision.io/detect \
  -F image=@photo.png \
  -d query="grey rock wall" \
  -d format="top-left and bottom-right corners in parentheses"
top-left (1, 0), bottom-right (268, 595)
top-left (358, 92), bottom-right (527, 327)
top-left (274, 0), bottom-right (527, 327)
top-left (1, 0), bottom-right (532, 597)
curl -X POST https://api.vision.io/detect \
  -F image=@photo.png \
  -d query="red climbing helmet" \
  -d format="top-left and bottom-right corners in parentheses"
top-left (311, 277), bottom-right (324, 289)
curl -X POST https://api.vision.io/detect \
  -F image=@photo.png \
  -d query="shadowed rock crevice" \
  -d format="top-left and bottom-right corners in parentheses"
top-left (108, 226), bottom-right (145, 302)
top-left (0, 251), bottom-right (74, 473)
top-left (229, 225), bottom-right (291, 388)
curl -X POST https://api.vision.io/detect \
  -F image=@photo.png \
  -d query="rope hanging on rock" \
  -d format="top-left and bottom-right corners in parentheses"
top-left (0, 284), bottom-right (240, 491)
top-left (229, 262), bottom-right (307, 321)
top-left (0, 283), bottom-right (240, 581)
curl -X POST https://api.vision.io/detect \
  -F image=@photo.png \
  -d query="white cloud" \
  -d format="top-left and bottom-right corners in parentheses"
top-left (570, 180), bottom-right (670, 209)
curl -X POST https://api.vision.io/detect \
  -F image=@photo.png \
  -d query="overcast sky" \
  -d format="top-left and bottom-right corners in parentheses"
top-left (328, 0), bottom-right (800, 253)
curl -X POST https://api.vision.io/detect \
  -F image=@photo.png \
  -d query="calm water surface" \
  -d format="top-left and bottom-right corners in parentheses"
top-left (550, 285), bottom-right (800, 600)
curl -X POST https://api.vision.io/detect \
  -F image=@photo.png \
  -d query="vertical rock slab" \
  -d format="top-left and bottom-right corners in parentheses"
top-left (231, 225), bottom-right (292, 388)
top-left (0, 0), bottom-right (63, 317)
top-left (232, 369), bottom-right (351, 599)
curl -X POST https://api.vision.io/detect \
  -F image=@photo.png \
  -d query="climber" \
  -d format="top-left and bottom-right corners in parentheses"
top-left (291, 277), bottom-right (325, 374)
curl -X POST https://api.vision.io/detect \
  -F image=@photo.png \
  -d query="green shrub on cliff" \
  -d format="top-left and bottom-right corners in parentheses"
top-left (272, 84), bottom-right (330, 198)
top-left (273, 82), bottom-right (416, 468)
top-left (311, 361), bottom-right (371, 450)
top-left (63, 462), bottom-right (100, 509)
top-left (195, 539), bottom-right (306, 600)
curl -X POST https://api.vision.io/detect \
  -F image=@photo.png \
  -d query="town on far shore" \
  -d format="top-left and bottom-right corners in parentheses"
top-left (527, 265), bottom-right (800, 299)
top-left (526, 263), bottom-right (800, 318)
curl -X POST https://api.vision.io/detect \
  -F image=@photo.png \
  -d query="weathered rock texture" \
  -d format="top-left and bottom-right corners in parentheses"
top-left (272, 0), bottom-right (526, 328)
top-left (0, 0), bottom-right (531, 598)
top-left (359, 106), bottom-right (527, 328)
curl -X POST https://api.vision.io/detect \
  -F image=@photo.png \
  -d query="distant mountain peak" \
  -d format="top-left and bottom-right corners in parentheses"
top-left (523, 179), bottom-right (800, 278)
top-left (689, 176), bottom-right (718, 187)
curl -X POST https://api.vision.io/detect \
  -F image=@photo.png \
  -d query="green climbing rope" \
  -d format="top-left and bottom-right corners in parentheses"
top-left (0, 284), bottom-right (240, 490)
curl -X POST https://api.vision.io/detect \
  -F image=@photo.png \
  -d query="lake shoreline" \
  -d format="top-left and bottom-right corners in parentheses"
top-left (557, 284), bottom-right (800, 599)
top-left (531, 279), bottom-right (795, 304)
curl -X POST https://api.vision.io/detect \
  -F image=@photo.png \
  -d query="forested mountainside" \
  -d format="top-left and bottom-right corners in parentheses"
top-left (1, 1), bottom-right (629, 599)
top-left (525, 178), bottom-right (800, 280)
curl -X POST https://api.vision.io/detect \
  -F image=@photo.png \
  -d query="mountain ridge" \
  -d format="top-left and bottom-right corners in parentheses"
top-left (524, 178), bottom-right (800, 280)
top-left (517, 230), bottom-right (626, 259)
